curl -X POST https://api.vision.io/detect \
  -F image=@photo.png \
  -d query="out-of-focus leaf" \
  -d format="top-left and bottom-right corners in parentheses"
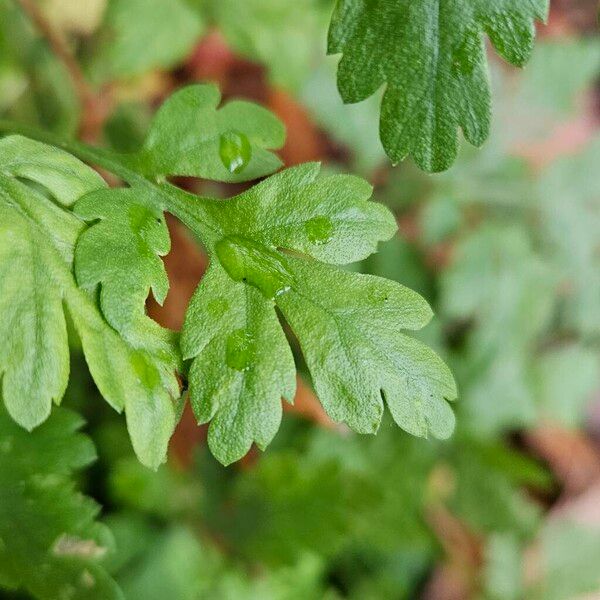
top-left (442, 225), bottom-right (555, 433)
top-left (534, 344), bottom-right (599, 427)
top-left (539, 137), bottom-right (600, 338)
top-left (0, 406), bottom-right (123, 600)
top-left (531, 521), bottom-right (600, 600)
top-left (201, 0), bottom-right (331, 91)
top-left (89, 0), bottom-right (204, 82)
top-left (451, 437), bottom-right (542, 538)
top-left (483, 533), bottom-right (523, 600)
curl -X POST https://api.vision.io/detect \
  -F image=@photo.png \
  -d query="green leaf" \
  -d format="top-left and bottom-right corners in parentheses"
top-left (201, 0), bottom-right (330, 91)
top-left (126, 84), bottom-right (285, 183)
top-left (182, 264), bottom-right (296, 465)
top-left (328, 0), bottom-right (548, 172)
top-left (74, 187), bottom-right (173, 351)
top-left (532, 521), bottom-right (600, 600)
top-left (0, 134), bottom-right (106, 205)
top-left (0, 135), bottom-right (180, 468)
top-left (534, 344), bottom-right (600, 427)
top-left (89, 0), bottom-right (204, 82)
top-left (227, 452), bottom-right (376, 563)
top-left (0, 405), bottom-right (123, 600)
top-left (451, 437), bottom-right (542, 538)
top-left (275, 259), bottom-right (456, 438)
top-left (539, 137), bottom-right (600, 338)
top-left (181, 163), bottom-right (456, 463)
top-left (441, 225), bottom-right (554, 433)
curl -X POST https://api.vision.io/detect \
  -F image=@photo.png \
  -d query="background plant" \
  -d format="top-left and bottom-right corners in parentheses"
top-left (0, 0), bottom-right (599, 598)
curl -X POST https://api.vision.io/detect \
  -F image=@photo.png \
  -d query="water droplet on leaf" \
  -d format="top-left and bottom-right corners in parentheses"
top-left (219, 130), bottom-right (252, 174)
top-left (305, 216), bottom-right (333, 245)
top-left (226, 328), bottom-right (254, 371)
top-left (215, 235), bottom-right (295, 300)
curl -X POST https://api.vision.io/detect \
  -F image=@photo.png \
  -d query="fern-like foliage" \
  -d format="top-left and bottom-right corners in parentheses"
top-left (0, 83), bottom-right (456, 467)
top-left (328, 0), bottom-right (549, 172)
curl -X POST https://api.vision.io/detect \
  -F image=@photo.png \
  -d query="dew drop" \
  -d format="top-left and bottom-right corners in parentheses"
top-left (219, 130), bottom-right (252, 174)
top-left (305, 216), bottom-right (333, 245)
top-left (226, 328), bottom-right (254, 372)
top-left (215, 235), bottom-right (295, 300)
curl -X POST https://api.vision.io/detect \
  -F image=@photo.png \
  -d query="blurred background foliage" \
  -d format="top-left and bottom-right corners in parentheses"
top-left (0, 0), bottom-right (599, 598)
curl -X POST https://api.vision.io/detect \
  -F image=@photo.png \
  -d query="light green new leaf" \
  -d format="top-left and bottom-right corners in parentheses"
top-left (276, 260), bottom-right (457, 438)
top-left (441, 225), bottom-right (554, 433)
top-left (182, 163), bottom-right (456, 462)
top-left (0, 406), bottom-right (123, 600)
top-left (534, 345), bottom-right (600, 428)
top-left (0, 135), bottom-right (179, 468)
top-left (89, 0), bottom-right (204, 82)
top-left (328, 0), bottom-right (549, 172)
top-left (74, 187), bottom-right (174, 354)
top-left (182, 265), bottom-right (295, 465)
top-left (126, 84), bottom-right (285, 183)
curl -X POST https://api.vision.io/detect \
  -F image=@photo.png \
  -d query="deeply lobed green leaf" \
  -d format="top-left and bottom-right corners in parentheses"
top-left (179, 163), bottom-right (456, 464)
top-left (123, 84), bottom-right (286, 183)
top-left (0, 135), bottom-right (180, 469)
top-left (328, 0), bottom-right (549, 172)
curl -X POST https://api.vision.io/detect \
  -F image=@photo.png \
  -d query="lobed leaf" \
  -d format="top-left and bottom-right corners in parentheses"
top-left (182, 265), bottom-right (296, 465)
top-left (328, 0), bottom-right (549, 172)
top-left (0, 135), bottom-right (180, 468)
top-left (125, 84), bottom-right (286, 183)
top-left (181, 163), bottom-right (456, 462)
top-left (89, 0), bottom-right (204, 82)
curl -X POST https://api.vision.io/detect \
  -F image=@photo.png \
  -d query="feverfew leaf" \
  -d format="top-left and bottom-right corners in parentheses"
top-left (0, 134), bottom-right (106, 205)
top-left (441, 225), bottom-right (554, 433)
top-left (181, 163), bottom-right (456, 463)
top-left (126, 84), bottom-right (285, 183)
top-left (0, 406), bottom-right (123, 600)
top-left (0, 135), bottom-right (179, 468)
top-left (276, 260), bottom-right (457, 438)
top-left (328, 0), bottom-right (548, 172)
top-left (182, 264), bottom-right (296, 465)
top-left (74, 187), bottom-right (173, 352)
top-left (534, 344), bottom-right (599, 428)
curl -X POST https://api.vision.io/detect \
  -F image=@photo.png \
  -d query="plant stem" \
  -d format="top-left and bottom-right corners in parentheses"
top-left (0, 119), bottom-right (220, 242)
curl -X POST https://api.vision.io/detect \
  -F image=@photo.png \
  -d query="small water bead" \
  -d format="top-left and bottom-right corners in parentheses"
top-left (219, 130), bottom-right (252, 174)
top-left (215, 235), bottom-right (295, 300)
top-left (305, 216), bottom-right (333, 245)
top-left (226, 328), bottom-right (255, 371)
